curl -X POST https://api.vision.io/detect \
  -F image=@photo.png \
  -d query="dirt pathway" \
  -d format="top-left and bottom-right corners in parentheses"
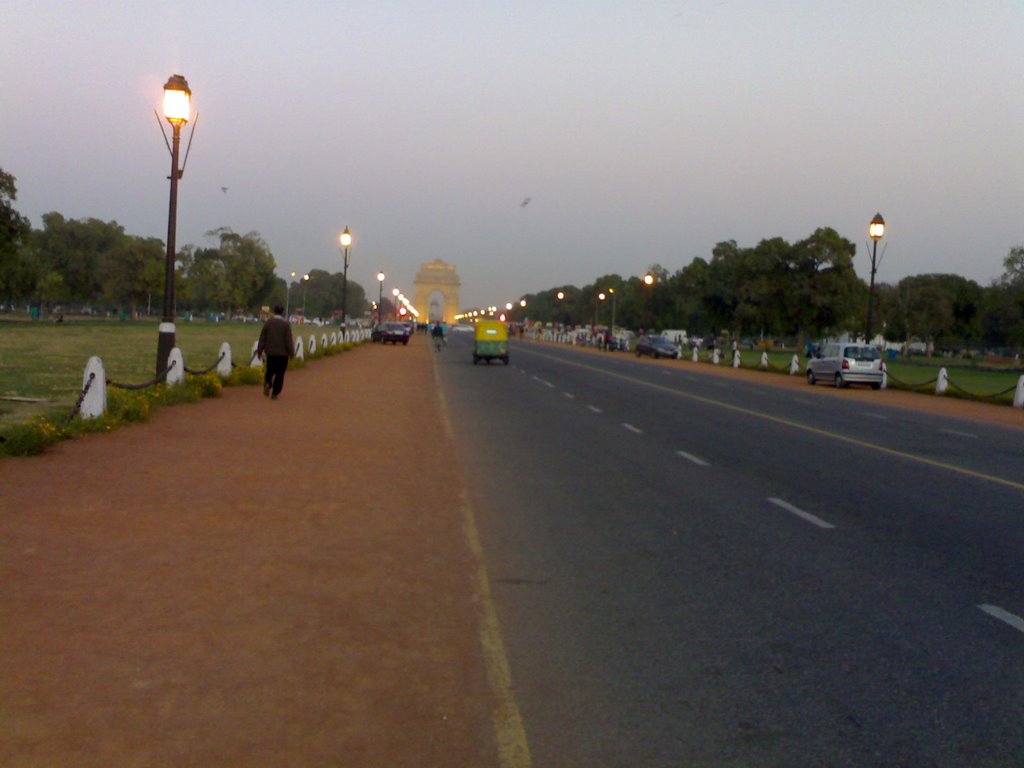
top-left (1, 338), bottom-right (497, 767)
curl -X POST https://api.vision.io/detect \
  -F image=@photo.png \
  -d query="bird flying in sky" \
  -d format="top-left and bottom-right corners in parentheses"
top-left (520, 197), bottom-right (531, 208)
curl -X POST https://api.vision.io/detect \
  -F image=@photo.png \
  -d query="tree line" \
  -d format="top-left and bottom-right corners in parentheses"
top-left (0, 168), bottom-right (368, 321)
top-left (508, 228), bottom-right (1024, 352)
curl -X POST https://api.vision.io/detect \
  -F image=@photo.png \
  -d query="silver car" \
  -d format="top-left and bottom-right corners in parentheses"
top-left (806, 343), bottom-right (883, 389)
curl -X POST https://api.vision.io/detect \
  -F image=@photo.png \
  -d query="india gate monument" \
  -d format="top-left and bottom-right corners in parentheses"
top-left (413, 259), bottom-right (461, 325)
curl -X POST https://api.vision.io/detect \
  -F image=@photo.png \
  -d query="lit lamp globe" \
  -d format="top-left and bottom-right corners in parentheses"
top-left (869, 213), bottom-right (886, 240)
top-left (162, 74), bottom-right (191, 124)
top-left (340, 227), bottom-right (353, 248)
top-left (643, 274), bottom-right (654, 286)
top-left (520, 299), bottom-right (526, 307)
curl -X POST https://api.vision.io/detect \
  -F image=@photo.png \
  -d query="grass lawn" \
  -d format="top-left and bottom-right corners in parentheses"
top-left (735, 349), bottom-right (1022, 404)
top-left (0, 317), bottom-right (325, 427)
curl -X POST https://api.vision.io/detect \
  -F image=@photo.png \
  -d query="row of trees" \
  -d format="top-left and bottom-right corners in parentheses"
top-left (0, 168), bottom-right (369, 321)
top-left (507, 229), bottom-right (1024, 351)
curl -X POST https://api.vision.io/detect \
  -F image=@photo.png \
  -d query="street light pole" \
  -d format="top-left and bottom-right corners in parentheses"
top-left (392, 288), bottom-right (400, 320)
top-left (156, 74), bottom-right (191, 378)
top-left (866, 212), bottom-right (886, 343)
top-left (377, 271), bottom-right (385, 325)
top-left (302, 273), bottom-right (310, 321)
top-left (339, 226), bottom-right (352, 328)
top-left (285, 271), bottom-right (296, 319)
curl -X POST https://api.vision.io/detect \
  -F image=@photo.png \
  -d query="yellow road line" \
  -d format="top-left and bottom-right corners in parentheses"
top-left (519, 347), bottom-right (1024, 493)
top-left (433, 357), bottom-right (533, 768)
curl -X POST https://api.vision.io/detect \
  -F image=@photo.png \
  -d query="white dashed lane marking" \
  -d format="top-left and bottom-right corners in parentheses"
top-left (767, 497), bottom-right (835, 530)
top-left (622, 423), bottom-right (644, 435)
top-left (979, 604), bottom-right (1024, 635)
top-left (676, 451), bottom-right (710, 467)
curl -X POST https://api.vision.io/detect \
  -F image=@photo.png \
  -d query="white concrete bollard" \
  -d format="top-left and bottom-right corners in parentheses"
top-left (331, 332), bottom-right (338, 346)
top-left (692, 347), bottom-right (699, 362)
top-left (308, 335), bottom-right (317, 355)
top-left (760, 351), bottom-right (769, 368)
top-left (712, 348), bottom-right (720, 365)
top-left (1014, 375), bottom-right (1024, 408)
top-left (217, 342), bottom-right (233, 379)
top-left (789, 354), bottom-right (800, 375)
top-left (294, 336), bottom-right (304, 360)
top-left (936, 367), bottom-right (948, 395)
top-left (251, 340), bottom-right (262, 368)
top-left (80, 356), bottom-right (106, 420)
top-left (321, 333), bottom-right (328, 349)
top-left (733, 350), bottom-right (741, 368)
top-left (166, 348), bottom-right (185, 386)
top-left (881, 361), bottom-right (888, 389)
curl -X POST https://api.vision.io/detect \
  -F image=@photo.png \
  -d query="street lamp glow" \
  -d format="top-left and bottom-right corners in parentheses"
top-left (598, 292), bottom-right (606, 301)
top-left (377, 271), bottom-right (385, 283)
top-left (506, 302), bottom-right (513, 311)
top-left (162, 74), bottom-right (191, 124)
top-left (339, 227), bottom-right (353, 248)
top-left (643, 273), bottom-right (654, 286)
top-left (520, 299), bottom-right (527, 307)
top-left (869, 213), bottom-right (886, 240)
top-left (557, 291), bottom-right (565, 300)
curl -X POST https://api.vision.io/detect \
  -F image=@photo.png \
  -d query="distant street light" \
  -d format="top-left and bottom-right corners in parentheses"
top-left (285, 271), bottom-right (296, 319)
top-left (301, 273), bottom-right (310, 321)
top-left (377, 271), bottom-right (385, 325)
top-left (339, 226), bottom-right (352, 328)
top-left (392, 287), bottom-right (400, 320)
top-left (155, 74), bottom-right (191, 378)
top-left (642, 273), bottom-right (655, 330)
top-left (866, 212), bottom-right (886, 342)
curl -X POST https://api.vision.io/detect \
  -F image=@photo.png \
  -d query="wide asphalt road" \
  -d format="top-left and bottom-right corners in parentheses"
top-left (434, 333), bottom-right (1024, 768)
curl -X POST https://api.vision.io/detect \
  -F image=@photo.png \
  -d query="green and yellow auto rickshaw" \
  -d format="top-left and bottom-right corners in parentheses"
top-left (473, 320), bottom-right (509, 365)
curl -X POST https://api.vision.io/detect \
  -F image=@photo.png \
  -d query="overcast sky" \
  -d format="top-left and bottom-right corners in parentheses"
top-left (4, 1), bottom-right (1022, 310)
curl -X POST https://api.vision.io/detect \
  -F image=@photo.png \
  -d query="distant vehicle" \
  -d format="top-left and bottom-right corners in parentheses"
top-left (473, 320), bottom-right (509, 365)
top-left (635, 335), bottom-right (681, 359)
top-left (380, 322), bottom-right (411, 345)
top-left (806, 343), bottom-right (883, 389)
top-left (451, 323), bottom-right (475, 334)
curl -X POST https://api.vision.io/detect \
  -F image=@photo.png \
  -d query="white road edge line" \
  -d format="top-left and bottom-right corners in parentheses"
top-left (766, 497), bottom-right (835, 530)
top-left (676, 451), bottom-right (710, 467)
top-left (864, 412), bottom-right (888, 420)
top-left (587, 405), bottom-right (603, 414)
top-left (979, 604), bottom-right (1024, 634)
top-left (563, 392), bottom-right (575, 399)
top-left (941, 429), bottom-right (978, 439)
top-left (622, 423), bottom-right (644, 434)
top-left (532, 376), bottom-right (554, 388)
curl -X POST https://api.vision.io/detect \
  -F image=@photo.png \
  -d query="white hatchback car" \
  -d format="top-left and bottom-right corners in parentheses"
top-left (806, 343), bottom-right (883, 389)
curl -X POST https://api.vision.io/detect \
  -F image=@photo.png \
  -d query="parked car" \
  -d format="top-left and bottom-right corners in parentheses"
top-left (806, 343), bottom-right (883, 389)
top-left (380, 322), bottom-right (411, 345)
top-left (635, 335), bottom-right (680, 359)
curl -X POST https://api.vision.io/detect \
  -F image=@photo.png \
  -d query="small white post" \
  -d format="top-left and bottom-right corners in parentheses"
top-left (331, 332), bottom-right (338, 346)
top-left (712, 348), bottom-right (720, 365)
top-left (732, 349), bottom-right (741, 368)
top-left (881, 361), bottom-right (888, 390)
top-left (1014, 375), bottom-right (1024, 408)
top-left (321, 333), bottom-right (328, 349)
top-left (308, 335), bottom-right (317, 355)
top-left (759, 351), bottom-right (769, 368)
top-left (216, 342), bottom-right (232, 379)
top-left (80, 356), bottom-right (106, 420)
top-left (250, 340), bottom-right (262, 368)
top-left (789, 354), bottom-right (800, 375)
top-left (166, 348), bottom-right (185, 386)
top-left (936, 367), bottom-right (948, 395)
top-left (294, 337), bottom-right (304, 360)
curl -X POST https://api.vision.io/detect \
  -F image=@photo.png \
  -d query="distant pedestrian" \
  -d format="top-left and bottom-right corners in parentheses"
top-left (257, 304), bottom-right (295, 400)
top-left (432, 321), bottom-right (444, 351)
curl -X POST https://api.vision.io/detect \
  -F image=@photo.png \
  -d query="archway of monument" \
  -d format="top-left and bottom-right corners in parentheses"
top-left (413, 259), bottom-right (460, 325)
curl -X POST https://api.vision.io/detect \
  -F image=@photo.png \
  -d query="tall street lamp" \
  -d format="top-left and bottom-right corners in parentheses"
top-left (866, 212), bottom-right (886, 342)
top-left (301, 273), bottom-right (310, 320)
top-left (377, 271), bottom-right (385, 325)
top-left (155, 74), bottom-right (191, 378)
top-left (339, 226), bottom-right (352, 328)
top-left (642, 273), bottom-right (654, 331)
top-left (392, 288), bottom-right (400, 320)
top-left (285, 271), bottom-right (296, 319)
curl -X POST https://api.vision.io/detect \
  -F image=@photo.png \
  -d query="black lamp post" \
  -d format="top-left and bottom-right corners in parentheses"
top-left (339, 226), bottom-right (352, 328)
top-left (285, 271), bottom-right (296, 318)
top-left (156, 74), bottom-right (191, 378)
top-left (377, 271), bottom-right (385, 325)
top-left (866, 212), bottom-right (886, 342)
top-left (301, 273), bottom-right (310, 319)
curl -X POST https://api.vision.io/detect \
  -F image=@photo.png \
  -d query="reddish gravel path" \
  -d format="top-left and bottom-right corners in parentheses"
top-left (1, 338), bottom-right (496, 767)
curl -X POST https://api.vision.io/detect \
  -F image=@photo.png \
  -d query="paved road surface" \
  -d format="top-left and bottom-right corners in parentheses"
top-left (437, 334), bottom-right (1024, 767)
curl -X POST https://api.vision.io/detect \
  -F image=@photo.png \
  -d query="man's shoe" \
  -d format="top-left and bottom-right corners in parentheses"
top-left (271, 394), bottom-right (278, 400)
top-left (263, 381), bottom-right (271, 397)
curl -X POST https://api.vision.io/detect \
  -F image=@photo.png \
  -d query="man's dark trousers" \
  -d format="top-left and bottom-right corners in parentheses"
top-left (265, 355), bottom-right (289, 397)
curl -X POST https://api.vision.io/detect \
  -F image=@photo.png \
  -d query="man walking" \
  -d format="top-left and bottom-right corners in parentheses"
top-left (257, 304), bottom-right (295, 400)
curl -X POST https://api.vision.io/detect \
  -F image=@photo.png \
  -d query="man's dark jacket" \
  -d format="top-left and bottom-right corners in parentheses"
top-left (258, 316), bottom-right (295, 358)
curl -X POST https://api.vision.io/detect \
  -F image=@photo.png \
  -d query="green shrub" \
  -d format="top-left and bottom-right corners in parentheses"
top-left (228, 365), bottom-right (265, 386)
top-left (0, 416), bottom-right (67, 457)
